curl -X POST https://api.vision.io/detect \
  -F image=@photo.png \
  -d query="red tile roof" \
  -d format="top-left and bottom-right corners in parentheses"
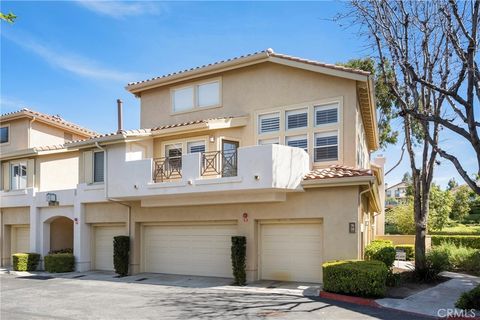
top-left (303, 165), bottom-right (372, 181)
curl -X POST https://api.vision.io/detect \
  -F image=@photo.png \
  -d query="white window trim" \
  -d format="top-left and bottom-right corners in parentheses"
top-left (285, 107), bottom-right (309, 131)
top-left (258, 137), bottom-right (280, 145)
top-left (92, 150), bottom-right (105, 184)
top-left (170, 77), bottom-right (222, 114)
top-left (285, 134), bottom-right (308, 151)
top-left (313, 130), bottom-right (339, 163)
top-left (258, 112), bottom-right (281, 134)
top-left (314, 103), bottom-right (339, 127)
top-left (10, 161), bottom-right (27, 190)
top-left (160, 136), bottom-right (209, 158)
top-left (0, 124), bottom-right (10, 145)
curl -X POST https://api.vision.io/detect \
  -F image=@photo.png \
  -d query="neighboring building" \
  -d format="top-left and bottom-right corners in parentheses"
top-left (0, 49), bottom-right (385, 283)
top-left (385, 181), bottom-right (409, 207)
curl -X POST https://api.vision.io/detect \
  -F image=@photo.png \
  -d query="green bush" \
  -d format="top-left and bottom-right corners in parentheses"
top-left (430, 224), bottom-right (480, 235)
top-left (456, 284), bottom-right (480, 310)
top-left (48, 248), bottom-right (73, 254)
top-left (231, 236), bottom-right (246, 286)
top-left (425, 247), bottom-right (451, 280)
top-left (464, 214), bottom-right (480, 223)
top-left (44, 253), bottom-right (75, 273)
top-left (113, 236), bottom-right (130, 277)
top-left (431, 235), bottom-right (480, 249)
top-left (12, 253), bottom-right (41, 271)
top-left (323, 260), bottom-right (388, 297)
top-left (395, 245), bottom-right (415, 260)
top-left (365, 241), bottom-right (396, 268)
top-left (431, 242), bottom-right (480, 274)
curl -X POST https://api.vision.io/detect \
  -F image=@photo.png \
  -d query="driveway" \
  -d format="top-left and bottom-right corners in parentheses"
top-left (0, 272), bottom-right (430, 320)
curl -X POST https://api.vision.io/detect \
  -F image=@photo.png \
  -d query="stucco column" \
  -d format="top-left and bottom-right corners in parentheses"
top-left (236, 212), bottom-right (256, 282)
top-left (29, 206), bottom-right (40, 253)
top-left (73, 203), bottom-right (91, 272)
top-left (129, 204), bottom-right (141, 275)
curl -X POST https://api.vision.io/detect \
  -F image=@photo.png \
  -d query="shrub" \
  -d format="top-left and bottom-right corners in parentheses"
top-left (48, 248), bottom-right (73, 255)
top-left (12, 253), bottom-right (41, 271)
top-left (231, 236), bottom-right (246, 286)
top-left (365, 241), bottom-right (396, 268)
top-left (430, 242), bottom-right (480, 274)
top-left (456, 284), bottom-right (480, 310)
top-left (44, 253), bottom-right (75, 273)
top-left (430, 224), bottom-right (480, 235)
top-left (464, 214), bottom-right (480, 224)
top-left (395, 245), bottom-right (415, 260)
top-left (431, 235), bottom-right (480, 249)
top-left (424, 247), bottom-right (451, 280)
top-left (113, 236), bottom-right (130, 277)
top-left (323, 260), bottom-right (388, 297)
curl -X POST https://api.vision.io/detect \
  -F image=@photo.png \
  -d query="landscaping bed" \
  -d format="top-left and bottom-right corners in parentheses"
top-left (385, 269), bottom-right (449, 299)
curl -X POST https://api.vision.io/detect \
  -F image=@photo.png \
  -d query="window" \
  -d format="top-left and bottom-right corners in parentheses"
top-left (172, 80), bottom-right (220, 112)
top-left (0, 126), bottom-right (9, 144)
top-left (315, 104), bottom-right (338, 126)
top-left (10, 163), bottom-right (27, 190)
top-left (386, 190), bottom-right (392, 197)
top-left (395, 190), bottom-right (400, 197)
top-left (93, 151), bottom-right (104, 183)
top-left (314, 132), bottom-right (338, 162)
top-left (258, 113), bottom-right (280, 134)
top-left (286, 135), bottom-right (308, 152)
top-left (258, 138), bottom-right (279, 145)
top-left (286, 108), bottom-right (308, 130)
top-left (187, 141), bottom-right (205, 154)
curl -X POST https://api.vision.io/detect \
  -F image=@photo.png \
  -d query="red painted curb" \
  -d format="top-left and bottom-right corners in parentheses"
top-left (319, 291), bottom-right (379, 307)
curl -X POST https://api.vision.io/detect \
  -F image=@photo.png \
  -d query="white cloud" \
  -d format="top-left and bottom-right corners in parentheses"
top-left (3, 32), bottom-right (138, 82)
top-left (75, 1), bottom-right (161, 19)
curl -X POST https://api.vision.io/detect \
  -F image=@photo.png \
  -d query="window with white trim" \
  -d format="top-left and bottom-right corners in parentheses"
top-left (172, 80), bottom-right (220, 112)
top-left (10, 162), bottom-right (27, 190)
top-left (258, 138), bottom-right (279, 145)
top-left (93, 151), bottom-right (105, 183)
top-left (0, 126), bottom-right (9, 144)
top-left (197, 81), bottom-right (220, 107)
top-left (173, 87), bottom-right (194, 112)
top-left (165, 143), bottom-right (182, 158)
top-left (286, 135), bottom-right (308, 152)
top-left (286, 108), bottom-right (308, 130)
top-left (187, 141), bottom-right (206, 154)
top-left (314, 132), bottom-right (338, 162)
top-left (315, 103), bottom-right (338, 126)
top-left (258, 112), bottom-right (280, 134)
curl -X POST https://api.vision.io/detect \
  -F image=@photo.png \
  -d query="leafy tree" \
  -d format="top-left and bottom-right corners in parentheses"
top-left (447, 178), bottom-right (459, 191)
top-left (429, 184), bottom-right (454, 231)
top-left (0, 12), bottom-right (16, 23)
top-left (451, 186), bottom-right (473, 221)
top-left (387, 203), bottom-right (415, 234)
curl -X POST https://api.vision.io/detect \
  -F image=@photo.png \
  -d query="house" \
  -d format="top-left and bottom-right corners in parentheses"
top-left (385, 181), bottom-right (409, 207)
top-left (0, 49), bottom-right (385, 283)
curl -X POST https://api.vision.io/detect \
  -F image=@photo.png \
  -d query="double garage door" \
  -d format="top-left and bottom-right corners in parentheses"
top-left (142, 221), bottom-right (323, 282)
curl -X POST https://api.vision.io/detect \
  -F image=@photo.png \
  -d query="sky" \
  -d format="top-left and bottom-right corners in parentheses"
top-left (0, 1), bottom-right (476, 189)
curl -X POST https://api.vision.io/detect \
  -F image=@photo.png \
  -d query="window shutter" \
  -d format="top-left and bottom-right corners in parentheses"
top-left (259, 113), bottom-right (280, 133)
top-left (84, 150), bottom-right (94, 184)
top-left (27, 159), bottom-right (35, 188)
top-left (2, 162), bottom-right (9, 191)
top-left (315, 108), bottom-right (338, 125)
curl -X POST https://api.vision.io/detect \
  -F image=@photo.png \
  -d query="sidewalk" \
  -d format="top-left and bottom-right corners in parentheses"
top-left (376, 271), bottom-right (480, 318)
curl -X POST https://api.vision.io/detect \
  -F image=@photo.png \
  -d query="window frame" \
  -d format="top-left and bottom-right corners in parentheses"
top-left (314, 103), bottom-right (339, 127)
top-left (258, 112), bottom-right (281, 134)
top-left (10, 161), bottom-right (27, 190)
top-left (285, 134), bottom-right (308, 152)
top-left (160, 136), bottom-right (210, 158)
top-left (285, 107), bottom-right (308, 131)
top-left (313, 131), bottom-right (339, 163)
top-left (258, 137), bottom-right (280, 145)
top-left (170, 78), bottom-right (222, 114)
top-left (93, 150), bottom-right (105, 184)
top-left (0, 124), bottom-right (10, 145)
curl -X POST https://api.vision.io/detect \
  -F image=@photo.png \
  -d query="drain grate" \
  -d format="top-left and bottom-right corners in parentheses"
top-left (72, 275), bottom-right (86, 279)
top-left (17, 275), bottom-right (53, 280)
top-left (135, 278), bottom-right (148, 282)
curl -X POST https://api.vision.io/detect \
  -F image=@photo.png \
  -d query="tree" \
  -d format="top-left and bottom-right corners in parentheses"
top-left (429, 184), bottom-right (454, 231)
top-left (387, 203), bottom-right (415, 234)
top-left (402, 172), bottom-right (413, 184)
top-left (447, 178), bottom-right (459, 191)
top-left (451, 185), bottom-right (474, 220)
top-left (0, 12), bottom-right (16, 23)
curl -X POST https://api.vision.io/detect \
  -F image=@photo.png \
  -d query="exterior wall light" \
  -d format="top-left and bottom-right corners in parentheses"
top-left (349, 222), bottom-right (356, 234)
top-left (254, 175), bottom-right (260, 180)
top-left (209, 136), bottom-right (215, 143)
top-left (46, 193), bottom-right (59, 206)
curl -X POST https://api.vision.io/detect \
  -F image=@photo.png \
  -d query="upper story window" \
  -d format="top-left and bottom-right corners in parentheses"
top-left (314, 132), bottom-right (338, 162)
top-left (0, 126), bottom-right (9, 144)
top-left (172, 79), bottom-right (220, 113)
top-left (258, 112), bottom-right (280, 134)
top-left (187, 140), bottom-right (206, 154)
top-left (315, 103), bottom-right (338, 126)
top-left (286, 108), bottom-right (308, 130)
top-left (286, 135), bottom-right (308, 152)
top-left (93, 151), bottom-right (105, 183)
top-left (10, 162), bottom-right (27, 190)
top-left (258, 138), bottom-right (279, 145)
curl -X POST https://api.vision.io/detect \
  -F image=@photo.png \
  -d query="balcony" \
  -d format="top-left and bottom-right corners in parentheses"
top-left (106, 144), bottom-right (310, 205)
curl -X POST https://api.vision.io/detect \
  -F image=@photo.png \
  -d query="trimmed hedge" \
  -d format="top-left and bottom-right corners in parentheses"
top-left (456, 284), bottom-right (480, 310)
top-left (12, 253), bottom-right (41, 271)
top-left (365, 241), bottom-right (396, 268)
top-left (44, 253), bottom-right (75, 273)
top-left (113, 236), bottom-right (130, 277)
top-left (431, 235), bottom-right (480, 249)
top-left (323, 260), bottom-right (388, 297)
top-left (394, 245), bottom-right (415, 260)
top-left (231, 236), bottom-right (246, 286)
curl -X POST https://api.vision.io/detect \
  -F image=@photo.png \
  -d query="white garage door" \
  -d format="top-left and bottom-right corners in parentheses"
top-left (12, 226), bottom-right (30, 254)
top-left (143, 224), bottom-right (237, 278)
top-left (260, 222), bottom-right (323, 283)
top-left (94, 226), bottom-right (126, 271)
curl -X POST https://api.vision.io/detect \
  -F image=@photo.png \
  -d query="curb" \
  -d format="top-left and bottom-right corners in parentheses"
top-left (319, 291), bottom-right (379, 307)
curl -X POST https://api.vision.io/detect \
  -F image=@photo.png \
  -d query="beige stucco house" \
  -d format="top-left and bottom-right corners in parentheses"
top-left (1, 49), bottom-right (385, 283)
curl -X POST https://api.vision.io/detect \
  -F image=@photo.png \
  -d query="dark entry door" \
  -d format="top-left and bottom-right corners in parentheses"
top-left (221, 140), bottom-right (239, 177)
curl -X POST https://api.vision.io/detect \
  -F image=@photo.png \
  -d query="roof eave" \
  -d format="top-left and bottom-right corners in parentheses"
top-left (302, 175), bottom-right (375, 188)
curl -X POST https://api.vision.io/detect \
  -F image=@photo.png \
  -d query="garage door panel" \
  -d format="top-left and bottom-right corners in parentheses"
top-left (261, 223), bottom-right (323, 283)
top-left (94, 226), bottom-right (126, 271)
top-left (12, 227), bottom-right (30, 254)
top-left (143, 224), bottom-right (236, 278)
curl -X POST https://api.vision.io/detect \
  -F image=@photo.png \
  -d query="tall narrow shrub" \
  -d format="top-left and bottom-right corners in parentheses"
top-left (113, 236), bottom-right (130, 277)
top-left (231, 236), bottom-right (246, 285)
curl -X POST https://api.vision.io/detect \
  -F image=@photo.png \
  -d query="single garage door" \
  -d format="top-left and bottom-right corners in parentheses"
top-left (260, 222), bottom-right (323, 283)
top-left (94, 225), bottom-right (126, 271)
top-left (12, 226), bottom-right (30, 254)
top-left (143, 224), bottom-right (237, 278)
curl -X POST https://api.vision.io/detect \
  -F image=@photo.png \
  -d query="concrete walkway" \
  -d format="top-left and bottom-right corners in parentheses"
top-left (376, 272), bottom-right (480, 318)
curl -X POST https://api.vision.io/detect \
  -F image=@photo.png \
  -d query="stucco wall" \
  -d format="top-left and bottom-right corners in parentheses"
top-left (0, 118), bottom-right (29, 154)
top-left (36, 151), bottom-right (80, 191)
top-left (85, 203), bottom-right (129, 224)
top-left (30, 121), bottom-right (86, 148)
top-left (1, 207), bottom-right (30, 225)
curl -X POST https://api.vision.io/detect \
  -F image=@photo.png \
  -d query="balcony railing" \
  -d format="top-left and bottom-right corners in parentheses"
top-left (201, 150), bottom-right (238, 177)
top-left (153, 156), bottom-right (182, 182)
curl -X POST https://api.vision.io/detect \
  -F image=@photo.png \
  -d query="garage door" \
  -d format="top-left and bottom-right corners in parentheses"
top-left (12, 226), bottom-right (30, 254)
top-left (260, 222), bottom-right (323, 283)
top-left (94, 226), bottom-right (126, 271)
top-left (143, 224), bottom-right (237, 277)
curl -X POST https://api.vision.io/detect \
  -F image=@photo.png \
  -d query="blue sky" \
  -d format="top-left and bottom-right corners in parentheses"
top-left (0, 1), bottom-right (476, 189)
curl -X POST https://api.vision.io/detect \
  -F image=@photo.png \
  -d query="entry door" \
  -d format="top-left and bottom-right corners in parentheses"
top-left (221, 140), bottom-right (239, 177)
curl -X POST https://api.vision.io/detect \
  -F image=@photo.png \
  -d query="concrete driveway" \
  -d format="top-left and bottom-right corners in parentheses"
top-left (0, 272), bottom-right (430, 320)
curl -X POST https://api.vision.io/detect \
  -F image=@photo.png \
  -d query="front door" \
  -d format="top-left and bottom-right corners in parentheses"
top-left (221, 140), bottom-right (239, 177)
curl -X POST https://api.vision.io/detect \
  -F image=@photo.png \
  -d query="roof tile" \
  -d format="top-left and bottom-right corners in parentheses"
top-left (303, 165), bottom-right (372, 181)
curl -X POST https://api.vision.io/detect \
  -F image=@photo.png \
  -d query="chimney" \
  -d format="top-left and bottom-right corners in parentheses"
top-left (117, 99), bottom-right (123, 133)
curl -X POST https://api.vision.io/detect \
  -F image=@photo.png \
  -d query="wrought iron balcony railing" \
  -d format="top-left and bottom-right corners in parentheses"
top-left (201, 150), bottom-right (238, 177)
top-left (153, 156), bottom-right (182, 182)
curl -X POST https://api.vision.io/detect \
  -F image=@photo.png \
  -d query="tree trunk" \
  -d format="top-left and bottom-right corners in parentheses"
top-left (414, 190), bottom-right (429, 273)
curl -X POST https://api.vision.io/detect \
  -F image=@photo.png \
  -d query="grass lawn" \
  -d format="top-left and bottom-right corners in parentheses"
top-left (430, 224), bottom-right (480, 235)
